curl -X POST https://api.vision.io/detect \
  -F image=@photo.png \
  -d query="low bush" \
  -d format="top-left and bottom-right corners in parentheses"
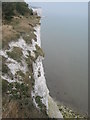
top-left (2, 2), bottom-right (33, 21)
top-left (7, 47), bottom-right (23, 62)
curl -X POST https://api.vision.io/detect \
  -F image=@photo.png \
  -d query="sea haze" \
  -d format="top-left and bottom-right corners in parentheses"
top-left (30, 2), bottom-right (88, 114)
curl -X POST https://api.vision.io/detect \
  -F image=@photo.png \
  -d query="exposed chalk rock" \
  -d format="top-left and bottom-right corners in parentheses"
top-left (31, 8), bottom-right (63, 118)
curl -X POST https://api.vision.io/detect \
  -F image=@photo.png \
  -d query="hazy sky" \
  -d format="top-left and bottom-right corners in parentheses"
top-left (30, 2), bottom-right (88, 17)
top-left (25, 0), bottom-right (89, 2)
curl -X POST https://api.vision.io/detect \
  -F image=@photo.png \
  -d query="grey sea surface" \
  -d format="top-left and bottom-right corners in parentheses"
top-left (31, 2), bottom-right (88, 114)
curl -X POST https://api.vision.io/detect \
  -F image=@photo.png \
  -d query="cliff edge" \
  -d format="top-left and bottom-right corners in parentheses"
top-left (1, 2), bottom-right (63, 118)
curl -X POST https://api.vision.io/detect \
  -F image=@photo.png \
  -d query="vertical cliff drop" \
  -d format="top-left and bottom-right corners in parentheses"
top-left (1, 2), bottom-right (63, 118)
top-left (31, 7), bottom-right (63, 118)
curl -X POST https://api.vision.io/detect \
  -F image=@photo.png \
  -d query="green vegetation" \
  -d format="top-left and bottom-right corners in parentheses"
top-left (15, 2), bottom-right (33, 16)
top-left (25, 57), bottom-right (33, 70)
top-left (2, 2), bottom-right (49, 118)
top-left (58, 104), bottom-right (87, 119)
top-left (23, 35), bottom-right (32, 44)
top-left (2, 56), bottom-right (13, 79)
top-left (15, 70), bottom-right (25, 82)
top-left (8, 82), bottom-right (29, 100)
top-left (27, 51), bottom-right (34, 62)
top-left (23, 32), bottom-right (36, 44)
top-left (2, 63), bottom-right (9, 74)
top-left (2, 26), bottom-right (20, 50)
top-left (2, 2), bottom-right (33, 21)
top-left (2, 56), bottom-right (7, 74)
top-left (7, 47), bottom-right (23, 62)
top-left (34, 44), bottom-right (44, 59)
top-left (35, 96), bottom-right (47, 115)
top-left (16, 71), bottom-right (25, 78)
top-left (2, 80), bottom-right (8, 94)
top-left (36, 44), bottom-right (44, 57)
top-left (2, 79), bottom-right (48, 118)
top-left (35, 96), bottom-right (43, 108)
top-left (2, 2), bottom-right (40, 49)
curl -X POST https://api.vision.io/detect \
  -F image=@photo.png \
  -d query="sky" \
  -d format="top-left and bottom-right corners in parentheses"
top-left (25, 0), bottom-right (89, 3)
top-left (30, 2), bottom-right (88, 17)
top-left (0, 0), bottom-right (85, 2)
top-left (1, 0), bottom-right (89, 2)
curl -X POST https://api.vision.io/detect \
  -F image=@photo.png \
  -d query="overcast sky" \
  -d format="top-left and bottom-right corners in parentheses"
top-left (25, 0), bottom-right (89, 2)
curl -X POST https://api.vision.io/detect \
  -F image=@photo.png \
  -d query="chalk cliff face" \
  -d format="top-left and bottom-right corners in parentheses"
top-left (1, 3), bottom-right (63, 118)
top-left (31, 8), bottom-right (63, 118)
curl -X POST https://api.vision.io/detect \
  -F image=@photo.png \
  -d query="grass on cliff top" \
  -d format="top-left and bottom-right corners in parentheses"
top-left (2, 2), bottom-right (48, 118)
top-left (2, 2), bottom-right (33, 21)
top-left (2, 25), bottom-right (20, 49)
top-left (2, 2), bottom-right (41, 49)
top-left (2, 15), bottom-right (40, 49)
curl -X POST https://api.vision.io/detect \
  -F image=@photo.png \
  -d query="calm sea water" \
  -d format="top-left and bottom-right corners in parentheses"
top-left (30, 2), bottom-right (88, 114)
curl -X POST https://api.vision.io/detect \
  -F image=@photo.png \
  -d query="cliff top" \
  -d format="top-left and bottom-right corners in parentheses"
top-left (2, 2), bottom-right (41, 49)
top-left (1, 2), bottom-right (47, 118)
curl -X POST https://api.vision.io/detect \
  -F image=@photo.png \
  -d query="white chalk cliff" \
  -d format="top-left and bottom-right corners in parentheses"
top-left (31, 8), bottom-right (63, 118)
top-left (1, 7), bottom-right (63, 118)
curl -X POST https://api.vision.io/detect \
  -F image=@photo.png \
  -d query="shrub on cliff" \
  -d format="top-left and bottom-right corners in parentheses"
top-left (15, 2), bottom-right (33, 16)
top-left (2, 2), bottom-right (33, 21)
